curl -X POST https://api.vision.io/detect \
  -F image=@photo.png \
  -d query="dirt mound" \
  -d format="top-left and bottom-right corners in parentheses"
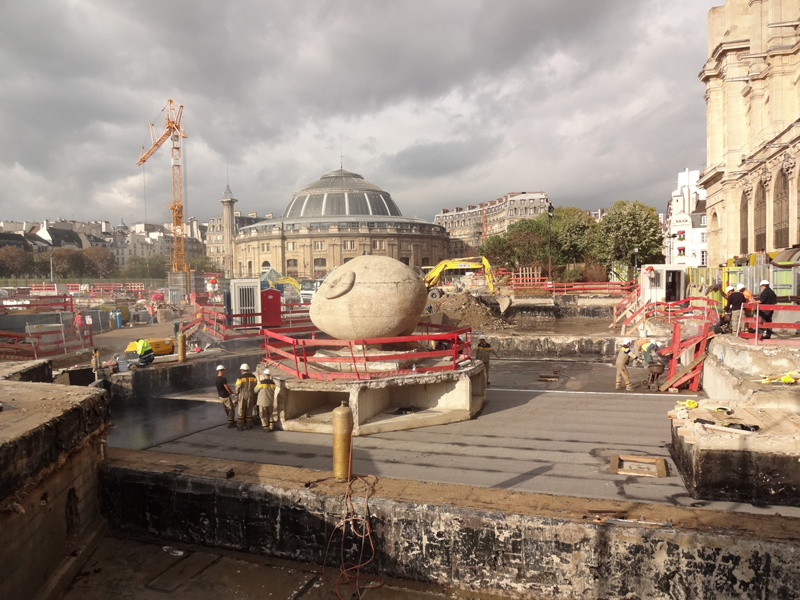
top-left (437, 291), bottom-right (509, 331)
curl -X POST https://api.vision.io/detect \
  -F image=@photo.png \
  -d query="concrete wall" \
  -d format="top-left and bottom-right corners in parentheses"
top-left (109, 351), bottom-right (265, 401)
top-left (0, 444), bottom-right (105, 600)
top-left (488, 334), bottom-right (618, 361)
top-left (704, 343), bottom-right (800, 412)
top-left (100, 450), bottom-right (800, 600)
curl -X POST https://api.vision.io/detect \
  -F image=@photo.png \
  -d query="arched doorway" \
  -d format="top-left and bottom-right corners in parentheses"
top-left (754, 183), bottom-right (766, 252)
top-left (261, 260), bottom-right (271, 272)
top-left (774, 170), bottom-right (789, 248)
top-left (739, 192), bottom-right (748, 255)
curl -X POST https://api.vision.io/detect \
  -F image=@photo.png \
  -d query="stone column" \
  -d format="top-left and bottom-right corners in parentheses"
top-left (220, 186), bottom-right (237, 278)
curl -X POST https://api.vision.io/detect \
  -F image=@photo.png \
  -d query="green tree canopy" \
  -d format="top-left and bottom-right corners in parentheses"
top-left (596, 200), bottom-right (664, 279)
top-left (478, 207), bottom-right (600, 272)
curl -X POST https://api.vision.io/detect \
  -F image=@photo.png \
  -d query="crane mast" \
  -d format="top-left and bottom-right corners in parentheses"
top-left (137, 99), bottom-right (188, 274)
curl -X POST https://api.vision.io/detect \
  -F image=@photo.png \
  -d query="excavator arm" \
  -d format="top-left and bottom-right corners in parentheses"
top-left (423, 257), bottom-right (495, 292)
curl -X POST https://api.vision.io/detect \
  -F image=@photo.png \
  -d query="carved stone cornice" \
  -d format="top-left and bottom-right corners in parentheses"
top-left (782, 154), bottom-right (796, 176)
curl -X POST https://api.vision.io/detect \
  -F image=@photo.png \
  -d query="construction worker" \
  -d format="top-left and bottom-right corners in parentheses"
top-left (473, 335), bottom-right (498, 386)
top-left (725, 285), bottom-right (746, 335)
top-left (640, 340), bottom-right (662, 366)
top-left (134, 338), bottom-right (155, 367)
top-left (737, 283), bottom-right (754, 332)
top-left (255, 369), bottom-right (277, 431)
top-left (757, 279), bottom-right (778, 339)
top-left (632, 338), bottom-right (650, 361)
top-left (615, 339), bottom-right (634, 391)
top-left (91, 347), bottom-right (102, 381)
top-left (215, 365), bottom-right (237, 428)
top-left (235, 363), bottom-right (258, 431)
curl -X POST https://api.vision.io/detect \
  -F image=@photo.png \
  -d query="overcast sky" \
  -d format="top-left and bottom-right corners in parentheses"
top-left (0, 0), bottom-right (720, 226)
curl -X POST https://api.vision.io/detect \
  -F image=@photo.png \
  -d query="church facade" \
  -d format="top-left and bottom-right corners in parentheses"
top-left (699, 0), bottom-right (800, 266)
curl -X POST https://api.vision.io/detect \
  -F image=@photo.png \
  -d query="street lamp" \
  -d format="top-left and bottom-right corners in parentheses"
top-left (540, 197), bottom-right (554, 279)
top-left (633, 246), bottom-right (639, 270)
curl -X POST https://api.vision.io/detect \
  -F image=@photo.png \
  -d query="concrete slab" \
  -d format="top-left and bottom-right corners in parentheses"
top-left (60, 535), bottom-right (484, 600)
top-left (107, 359), bottom-right (800, 517)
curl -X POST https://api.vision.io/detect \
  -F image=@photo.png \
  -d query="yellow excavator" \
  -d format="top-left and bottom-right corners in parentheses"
top-left (423, 257), bottom-right (495, 299)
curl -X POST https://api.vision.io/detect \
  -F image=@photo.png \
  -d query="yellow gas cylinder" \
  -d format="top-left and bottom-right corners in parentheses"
top-left (177, 332), bottom-right (186, 363)
top-left (332, 402), bottom-right (353, 482)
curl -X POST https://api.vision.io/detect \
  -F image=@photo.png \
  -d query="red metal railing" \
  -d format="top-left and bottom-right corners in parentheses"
top-left (0, 323), bottom-right (94, 360)
top-left (262, 322), bottom-right (473, 381)
top-left (180, 303), bottom-right (312, 341)
top-left (740, 302), bottom-right (800, 344)
top-left (0, 294), bottom-right (74, 314)
top-left (508, 277), bottom-right (637, 295)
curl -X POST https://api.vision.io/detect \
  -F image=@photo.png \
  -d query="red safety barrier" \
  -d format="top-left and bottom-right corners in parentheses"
top-left (180, 303), bottom-right (312, 341)
top-left (262, 322), bottom-right (473, 381)
top-left (509, 278), bottom-right (637, 295)
top-left (0, 323), bottom-right (93, 360)
top-left (739, 302), bottom-right (800, 345)
top-left (0, 294), bottom-right (74, 314)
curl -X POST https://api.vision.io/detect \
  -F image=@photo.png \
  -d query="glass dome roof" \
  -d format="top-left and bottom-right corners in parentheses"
top-left (282, 169), bottom-right (403, 219)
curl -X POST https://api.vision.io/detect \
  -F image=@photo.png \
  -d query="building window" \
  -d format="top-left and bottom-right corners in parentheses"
top-left (314, 241), bottom-right (326, 250)
top-left (421, 257), bottom-right (430, 266)
top-left (700, 250), bottom-right (708, 266)
top-left (701, 232), bottom-right (707, 243)
top-left (677, 231), bottom-right (685, 241)
top-left (740, 192), bottom-right (749, 255)
top-left (313, 258), bottom-right (327, 270)
top-left (754, 183), bottom-right (766, 252)
top-left (701, 215), bottom-right (706, 226)
top-left (774, 170), bottom-right (790, 248)
top-left (372, 240), bottom-right (385, 250)
top-left (399, 257), bottom-right (410, 265)
top-left (261, 261), bottom-right (271, 272)
top-left (677, 247), bottom-right (685, 257)
top-left (286, 259), bottom-right (298, 268)
top-left (287, 242), bottom-right (297, 251)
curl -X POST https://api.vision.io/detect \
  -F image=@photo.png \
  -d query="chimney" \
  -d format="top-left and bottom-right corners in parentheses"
top-left (441, 208), bottom-right (449, 214)
top-left (467, 204), bottom-right (476, 210)
top-left (248, 212), bottom-right (257, 218)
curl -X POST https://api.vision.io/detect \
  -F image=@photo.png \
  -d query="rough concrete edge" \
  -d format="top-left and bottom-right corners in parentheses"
top-left (32, 521), bottom-right (107, 600)
top-left (101, 447), bottom-right (800, 543)
top-left (0, 425), bottom-right (110, 510)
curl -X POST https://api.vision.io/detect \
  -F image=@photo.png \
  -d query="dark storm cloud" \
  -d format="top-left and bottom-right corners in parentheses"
top-left (0, 0), bottom-right (720, 223)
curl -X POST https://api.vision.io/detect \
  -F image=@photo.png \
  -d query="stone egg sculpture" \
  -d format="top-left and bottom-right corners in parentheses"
top-left (310, 255), bottom-right (428, 340)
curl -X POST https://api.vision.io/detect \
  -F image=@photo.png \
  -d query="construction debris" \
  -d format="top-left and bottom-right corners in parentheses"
top-left (436, 291), bottom-right (510, 331)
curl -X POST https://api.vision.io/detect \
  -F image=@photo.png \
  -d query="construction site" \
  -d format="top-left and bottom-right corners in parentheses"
top-left (2, 227), bottom-right (800, 600)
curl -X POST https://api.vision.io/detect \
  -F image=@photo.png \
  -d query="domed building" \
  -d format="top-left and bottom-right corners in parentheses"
top-left (228, 169), bottom-right (449, 279)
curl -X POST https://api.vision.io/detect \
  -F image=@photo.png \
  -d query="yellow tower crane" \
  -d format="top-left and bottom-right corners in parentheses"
top-left (137, 99), bottom-right (188, 275)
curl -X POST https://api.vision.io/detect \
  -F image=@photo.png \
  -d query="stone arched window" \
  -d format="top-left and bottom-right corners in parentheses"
top-left (754, 183), bottom-right (766, 252)
top-left (261, 260), bottom-right (271, 272)
top-left (286, 259), bottom-right (298, 268)
top-left (247, 261), bottom-right (253, 276)
top-left (774, 170), bottom-right (790, 249)
top-left (739, 192), bottom-right (748, 255)
top-left (313, 258), bottom-right (327, 269)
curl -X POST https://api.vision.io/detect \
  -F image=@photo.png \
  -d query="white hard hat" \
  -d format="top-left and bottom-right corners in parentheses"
top-left (479, 335), bottom-right (486, 340)
top-left (622, 338), bottom-right (631, 345)
top-left (655, 341), bottom-right (662, 348)
top-left (216, 365), bottom-right (225, 371)
top-left (760, 280), bottom-right (770, 286)
top-left (725, 285), bottom-right (734, 292)
top-left (240, 363), bottom-right (250, 370)
top-left (736, 283), bottom-right (745, 290)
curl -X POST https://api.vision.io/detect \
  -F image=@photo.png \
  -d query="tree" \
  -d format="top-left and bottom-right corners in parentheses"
top-left (122, 256), bottom-right (148, 279)
top-left (597, 200), bottom-right (664, 279)
top-left (82, 246), bottom-right (118, 278)
top-left (52, 249), bottom-right (92, 278)
top-left (188, 254), bottom-right (217, 274)
top-left (146, 254), bottom-right (168, 278)
top-left (478, 207), bottom-right (600, 272)
top-left (0, 246), bottom-right (34, 277)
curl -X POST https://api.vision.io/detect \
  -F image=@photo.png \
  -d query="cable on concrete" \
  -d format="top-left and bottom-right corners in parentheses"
top-left (322, 432), bottom-right (383, 599)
